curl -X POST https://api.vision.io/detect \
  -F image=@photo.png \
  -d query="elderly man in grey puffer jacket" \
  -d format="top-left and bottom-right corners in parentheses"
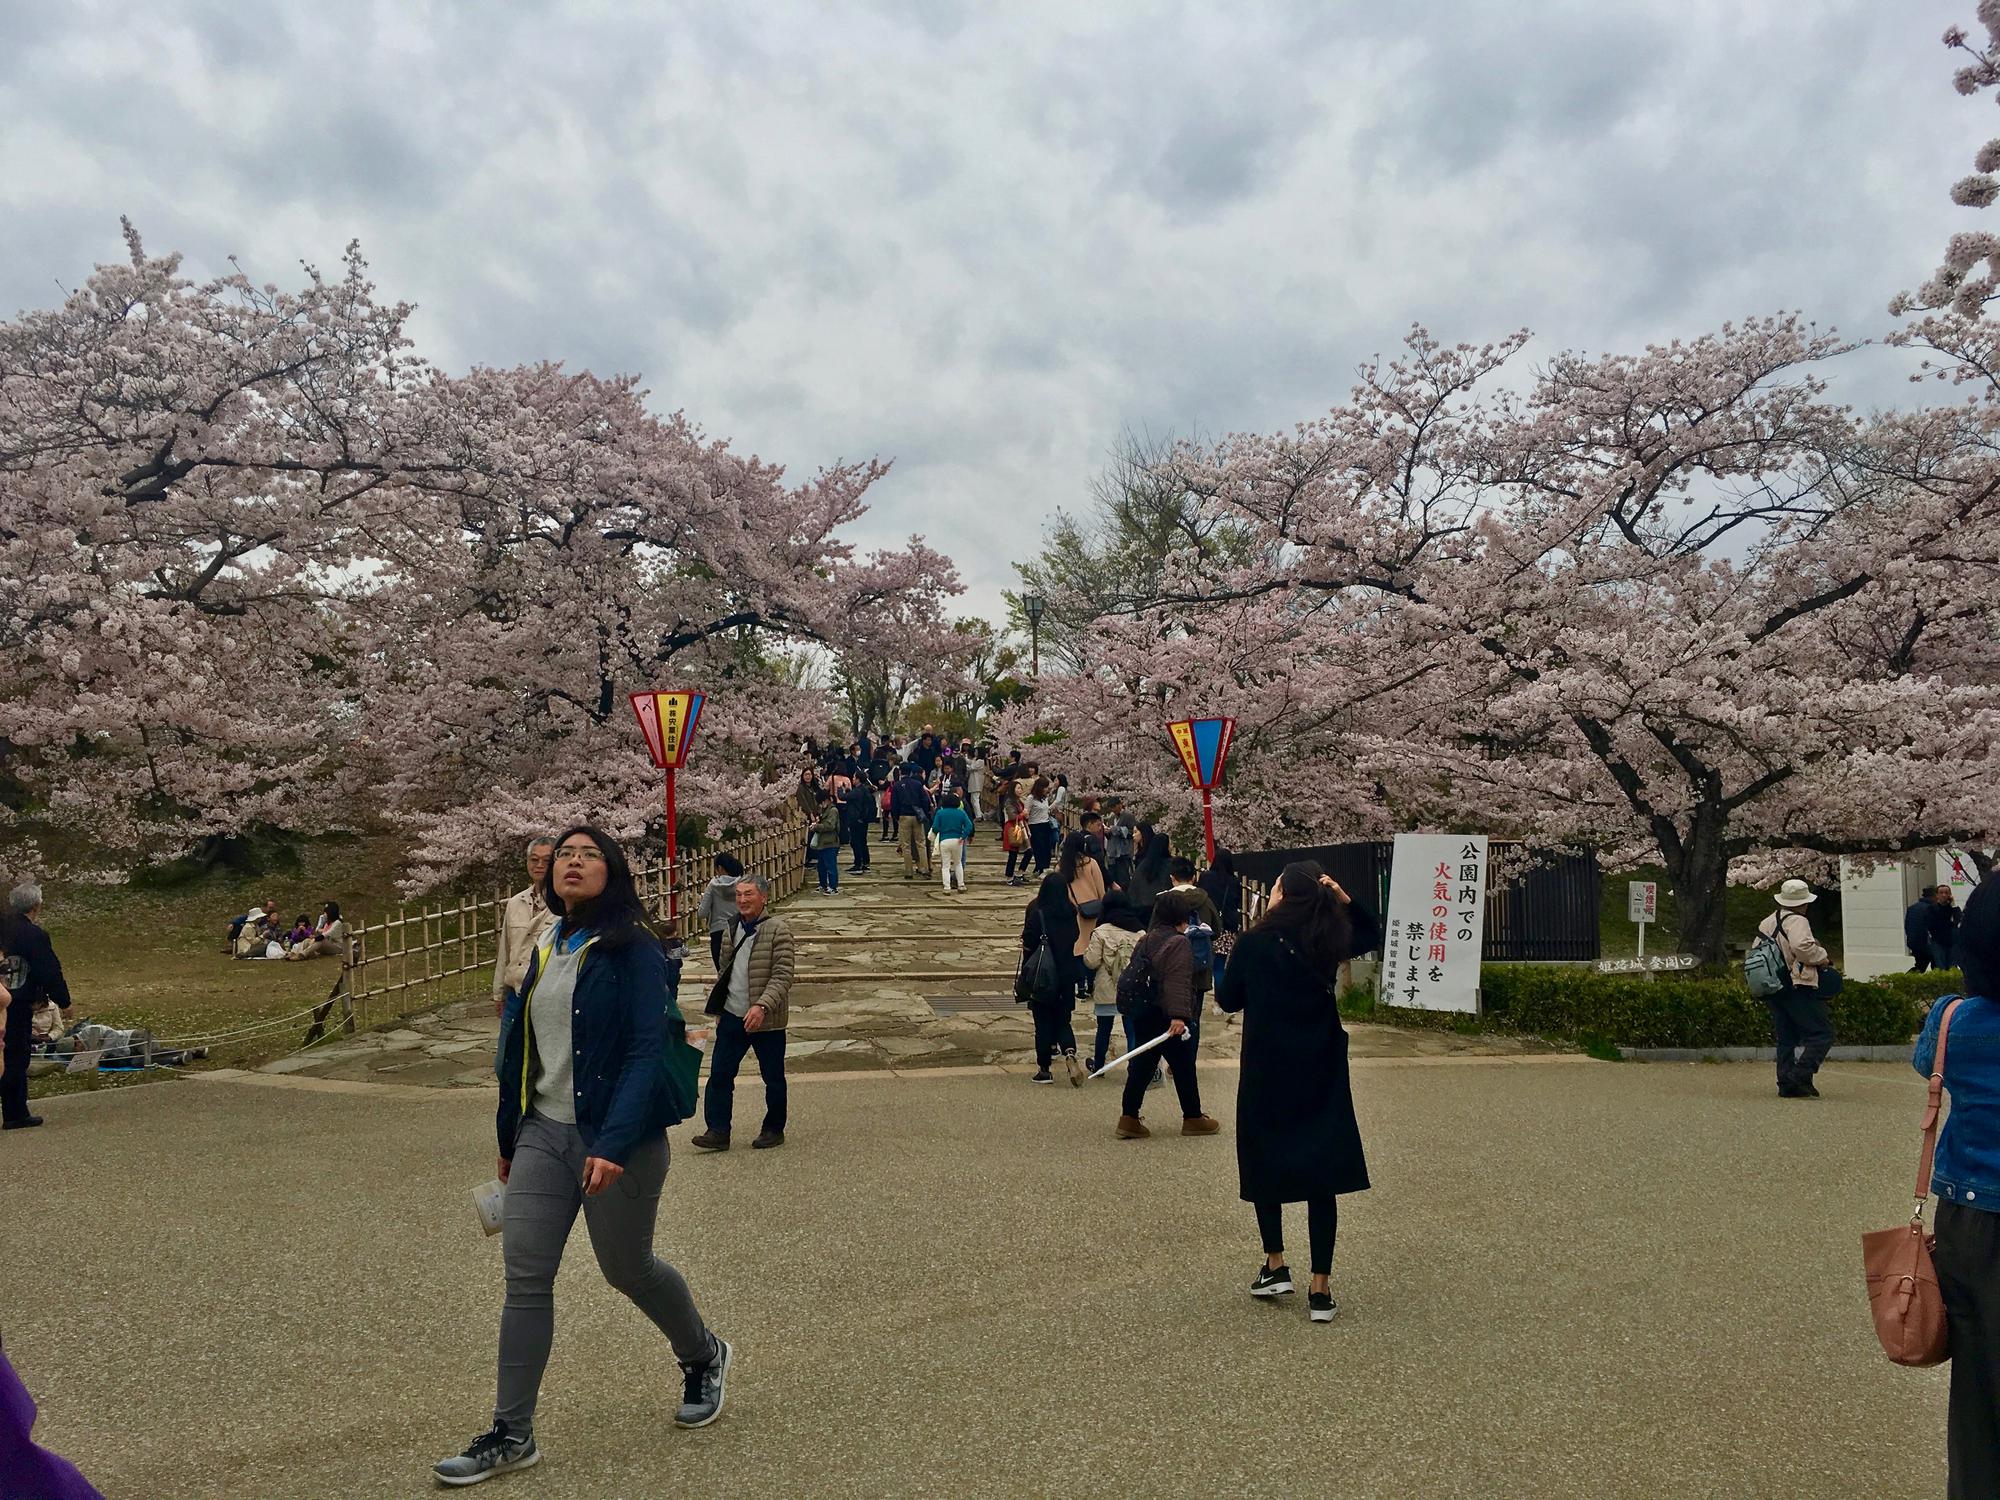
top-left (692, 876), bottom-right (796, 1151)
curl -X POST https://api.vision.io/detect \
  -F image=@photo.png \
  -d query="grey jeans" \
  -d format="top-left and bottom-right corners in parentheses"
top-left (496, 1114), bottom-right (713, 1429)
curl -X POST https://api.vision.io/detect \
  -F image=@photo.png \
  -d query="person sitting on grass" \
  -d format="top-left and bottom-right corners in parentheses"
top-left (282, 902), bottom-right (347, 961)
top-left (233, 906), bottom-right (282, 959)
top-left (226, 900), bottom-right (274, 953)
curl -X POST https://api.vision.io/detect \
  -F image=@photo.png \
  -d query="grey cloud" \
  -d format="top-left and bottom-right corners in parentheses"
top-left (0, 0), bottom-right (1983, 614)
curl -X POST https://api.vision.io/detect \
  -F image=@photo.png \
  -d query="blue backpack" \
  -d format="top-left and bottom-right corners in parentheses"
top-left (1184, 913), bottom-right (1215, 977)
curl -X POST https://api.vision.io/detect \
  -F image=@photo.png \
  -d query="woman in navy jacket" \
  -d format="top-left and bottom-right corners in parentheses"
top-left (434, 825), bottom-right (729, 1487)
top-left (1915, 877), bottom-right (2000, 1499)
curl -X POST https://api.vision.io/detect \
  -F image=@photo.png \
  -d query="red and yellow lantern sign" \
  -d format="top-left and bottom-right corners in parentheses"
top-left (1165, 715), bottom-right (1236, 860)
top-left (630, 690), bottom-right (708, 923)
top-left (631, 690), bottom-right (706, 770)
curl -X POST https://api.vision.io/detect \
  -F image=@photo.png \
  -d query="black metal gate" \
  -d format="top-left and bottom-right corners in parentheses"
top-left (1233, 841), bottom-right (1600, 962)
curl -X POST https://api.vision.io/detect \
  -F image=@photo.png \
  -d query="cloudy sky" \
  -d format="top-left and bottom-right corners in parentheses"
top-left (0, 0), bottom-right (1983, 618)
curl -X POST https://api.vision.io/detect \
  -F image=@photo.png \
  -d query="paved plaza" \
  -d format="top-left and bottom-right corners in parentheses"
top-left (5, 840), bottom-right (1952, 1497)
top-left (4, 1048), bottom-right (1947, 1498)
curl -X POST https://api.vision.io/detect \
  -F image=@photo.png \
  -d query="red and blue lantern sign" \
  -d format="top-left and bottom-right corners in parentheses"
top-left (1165, 716), bottom-right (1235, 861)
top-left (630, 691), bottom-right (707, 922)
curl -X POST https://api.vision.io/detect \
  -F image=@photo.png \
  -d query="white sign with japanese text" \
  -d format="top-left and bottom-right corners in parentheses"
top-left (1381, 834), bottom-right (1489, 1014)
top-left (1627, 882), bottom-right (1657, 923)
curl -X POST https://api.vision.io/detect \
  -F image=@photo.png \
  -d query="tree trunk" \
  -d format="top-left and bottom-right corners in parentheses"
top-left (1669, 814), bottom-right (1732, 968)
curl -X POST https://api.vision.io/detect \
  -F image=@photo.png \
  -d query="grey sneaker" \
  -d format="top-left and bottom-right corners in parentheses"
top-left (675, 1336), bottom-right (733, 1428)
top-left (433, 1422), bottom-right (539, 1486)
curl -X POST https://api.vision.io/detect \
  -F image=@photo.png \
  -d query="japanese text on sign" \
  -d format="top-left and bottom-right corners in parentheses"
top-left (1381, 833), bottom-right (1488, 1015)
top-left (1627, 881), bottom-right (1658, 923)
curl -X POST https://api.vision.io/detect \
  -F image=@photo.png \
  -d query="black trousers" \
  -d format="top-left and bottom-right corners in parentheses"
top-left (848, 823), bottom-right (871, 869)
top-left (1255, 1199), bottom-right (1339, 1277)
top-left (1914, 949), bottom-right (1936, 974)
top-left (702, 1012), bottom-right (787, 1135)
top-left (1028, 822), bottom-right (1056, 873)
top-left (1029, 1002), bottom-right (1076, 1070)
top-left (2, 1030), bottom-right (30, 1124)
top-left (1935, 1200), bottom-right (2000, 1499)
top-left (1120, 1005), bottom-right (1203, 1119)
top-left (1766, 986), bottom-right (1835, 1088)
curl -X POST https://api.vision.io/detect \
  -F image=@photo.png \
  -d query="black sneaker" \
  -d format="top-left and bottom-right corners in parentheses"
top-left (1251, 1264), bottom-right (1295, 1298)
top-left (433, 1422), bottom-right (539, 1486)
top-left (1799, 1079), bottom-right (1822, 1098)
top-left (675, 1336), bottom-right (733, 1428)
top-left (1309, 1291), bottom-right (1336, 1323)
top-left (1030, 1069), bottom-right (1055, 1085)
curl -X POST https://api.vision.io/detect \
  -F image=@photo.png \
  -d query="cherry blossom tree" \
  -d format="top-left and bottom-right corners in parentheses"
top-left (1899, 7), bottom-right (2000, 316)
top-left (359, 364), bottom-right (965, 889)
top-left (0, 223), bottom-right (427, 874)
top-left (2, 231), bottom-right (967, 890)
top-left (1034, 323), bottom-right (2000, 963)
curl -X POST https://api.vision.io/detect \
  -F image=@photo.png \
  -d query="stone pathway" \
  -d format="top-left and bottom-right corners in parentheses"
top-left (262, 831), bottom-right (1550, 1088)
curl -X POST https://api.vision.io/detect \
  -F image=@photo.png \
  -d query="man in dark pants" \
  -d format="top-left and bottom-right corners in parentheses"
top-left (3, 883), bottom-right (73, 1130)
top-left (1909, 888), bottom-right (1938, 973)
top-left (843, 780), bottom-right (873, 874)
top-left (693, 877), bottom-right (795, 1151)
top-left (1931, 885), bottom-right (1963, 972)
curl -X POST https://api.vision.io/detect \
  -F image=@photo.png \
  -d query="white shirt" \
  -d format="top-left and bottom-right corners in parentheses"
top-left (725, 924), bottom-right (760, 1017)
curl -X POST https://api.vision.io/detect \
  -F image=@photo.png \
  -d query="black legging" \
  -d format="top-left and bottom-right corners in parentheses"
top-left (1029, 1002), bottom-right (1077, 1070)
top-left (1255, 1198), bottom-right (1338, 1277)
top-left (1028, 821), bottom-right (1056, 872)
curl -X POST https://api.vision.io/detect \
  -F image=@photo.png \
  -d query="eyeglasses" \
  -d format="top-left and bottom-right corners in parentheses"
top-left (553, 847), bottom-right (605, 864)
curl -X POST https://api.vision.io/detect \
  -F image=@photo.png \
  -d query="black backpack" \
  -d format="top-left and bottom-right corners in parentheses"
top-left (1115, 937), bottom-right (1160, 1015)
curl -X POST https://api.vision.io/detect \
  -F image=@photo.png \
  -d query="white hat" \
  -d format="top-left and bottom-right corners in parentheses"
top-left (1774, 879), bottom-right (1817, 908)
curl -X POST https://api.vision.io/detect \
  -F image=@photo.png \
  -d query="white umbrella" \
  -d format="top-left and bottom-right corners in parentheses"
top-left (1085, 1027), bottom-right (1177, 1080)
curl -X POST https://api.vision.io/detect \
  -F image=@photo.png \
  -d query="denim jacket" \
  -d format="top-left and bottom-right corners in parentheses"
top-left (1912, 994), bottom-right (2000, 1213)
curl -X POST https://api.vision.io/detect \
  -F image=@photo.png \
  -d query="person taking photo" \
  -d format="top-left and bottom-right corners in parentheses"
top-left (1216, 862), bottom-right (1377, 1324)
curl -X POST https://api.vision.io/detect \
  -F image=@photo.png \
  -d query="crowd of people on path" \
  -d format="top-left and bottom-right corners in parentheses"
top-left (225, 898), bottom-right (348, 961)
top-left (785, 728), bottom-right (1078, 889)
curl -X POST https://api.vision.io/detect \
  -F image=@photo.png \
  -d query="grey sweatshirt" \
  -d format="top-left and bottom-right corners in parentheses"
top-left (698, 875), bottom-right (740, 934)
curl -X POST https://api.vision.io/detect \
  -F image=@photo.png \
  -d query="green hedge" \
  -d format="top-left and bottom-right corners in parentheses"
top-left (1341, 964), bottom-right (1938, 1050)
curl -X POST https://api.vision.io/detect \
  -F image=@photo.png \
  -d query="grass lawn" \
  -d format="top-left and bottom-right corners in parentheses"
top-left (1594, 866), bottom-right (1845, 968)
top-left (27, 832), bottom-right (489, 1096)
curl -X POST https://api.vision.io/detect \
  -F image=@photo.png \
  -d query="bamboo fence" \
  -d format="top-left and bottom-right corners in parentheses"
top-left (306, 811), bottom-right (807, 1043)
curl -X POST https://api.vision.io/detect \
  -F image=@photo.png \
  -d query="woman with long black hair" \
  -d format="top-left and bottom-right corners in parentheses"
top-left (1128, 823), bottom-right (1172, 912)
top-left (1023, 839), bottom-right (1088, 1086)
top-left (1215, 860), bottom-right (1380, 1325)
top-left (434, 825), bottom-right (731, 1485)
top-left (1196, 848), bottom-right (1243, 993)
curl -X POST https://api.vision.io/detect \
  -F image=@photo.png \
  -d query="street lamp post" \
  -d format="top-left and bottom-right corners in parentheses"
top-left (1024, 593), bottom-right (1045, 679)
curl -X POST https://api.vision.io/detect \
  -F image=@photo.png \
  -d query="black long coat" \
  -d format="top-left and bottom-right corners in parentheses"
top-left (1215, 923), bottom-right (1371, 1204)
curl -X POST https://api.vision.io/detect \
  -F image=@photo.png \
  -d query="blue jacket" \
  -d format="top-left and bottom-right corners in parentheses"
top-left (1913, 994), bottom-right (2000, 1212)
top-left (931, 806), bottom-right (975, 842)
top-left (1906, 900), bottom-right (1932, 955)
top-left (497, 925), bottom-right (682, 1167)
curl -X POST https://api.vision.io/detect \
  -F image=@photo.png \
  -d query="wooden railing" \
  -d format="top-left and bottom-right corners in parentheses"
top-left (305, 812), bottom-right (807, 1042)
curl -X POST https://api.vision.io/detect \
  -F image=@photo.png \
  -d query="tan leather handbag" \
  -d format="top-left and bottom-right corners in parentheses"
top-left (1862, 997), bottom-right (1963, 1367)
